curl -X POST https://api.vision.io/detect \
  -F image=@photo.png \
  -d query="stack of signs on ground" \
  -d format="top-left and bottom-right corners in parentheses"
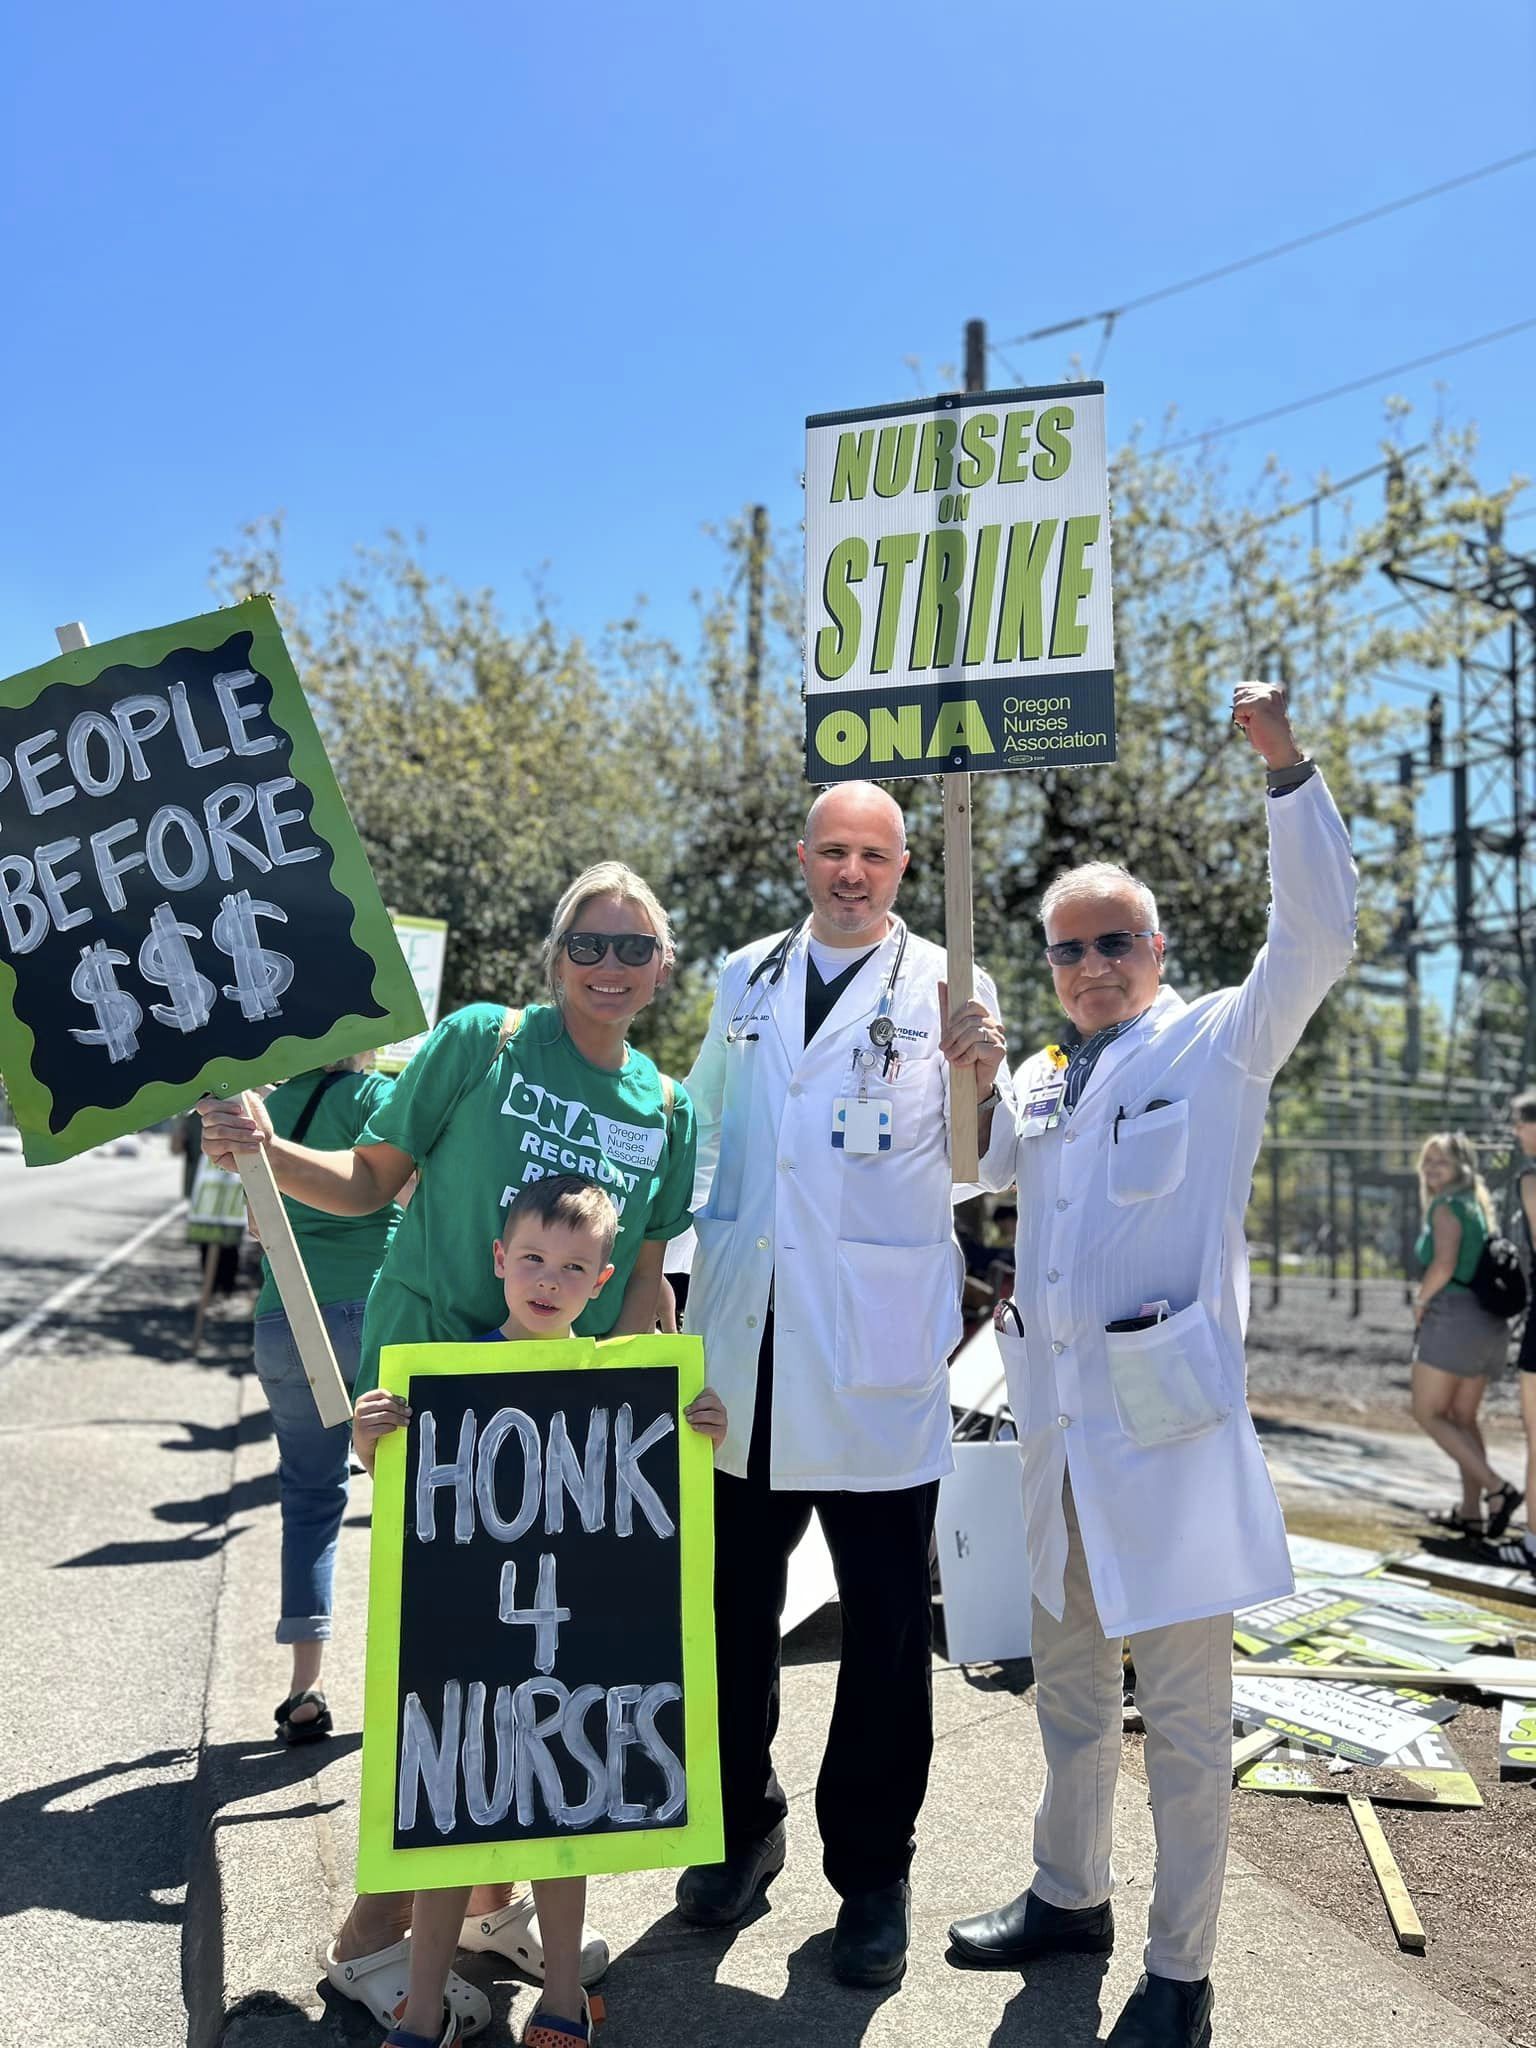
top-left (0, 598), bottom-right (425, 1164)
top-left (1390, 1549), bottom-right (1536, 1610)
top-left (1233, 1557), bottom-right (1528, 1804)
top-left (357, 1334), bottom-right (721, 1888)
top-left (803, 385), bottom-right (1113, 783)
top-left (1498, 1698), bottom-right (1536, 1782)
top-left (1236, 1578), bottom-right (1517, 1673)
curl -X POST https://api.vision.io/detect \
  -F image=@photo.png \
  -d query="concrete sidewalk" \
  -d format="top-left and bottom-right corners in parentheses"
top-left (193, 1372), bottom-right (1515, 2047)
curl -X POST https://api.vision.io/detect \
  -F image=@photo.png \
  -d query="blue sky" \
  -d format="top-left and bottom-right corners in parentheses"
top-left (2, 0), bottom-right (1533, 686)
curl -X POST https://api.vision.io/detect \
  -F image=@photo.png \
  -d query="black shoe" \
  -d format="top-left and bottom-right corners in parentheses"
top-left (675, 1824), bottom-right (786, 1927)
top-left (947, 1887), bottom-right (1114, 1969)
top-left (830, 1881), bottom-right (910, 1987)
top-left (1106, 1971), bottom-right (1214, 2047)
top-left (1485, 1483), bottom-right (1525, 1540)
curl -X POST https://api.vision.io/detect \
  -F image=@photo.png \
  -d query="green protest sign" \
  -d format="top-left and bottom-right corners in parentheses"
top-left (358, 1334), bottom-right (722, 1890)
top-left (803, 383), bottom-right (1114, 782)
top-left (0, 597), bottom-right (425, 1164)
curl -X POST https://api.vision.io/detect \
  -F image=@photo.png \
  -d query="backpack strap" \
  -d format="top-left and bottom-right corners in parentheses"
top-left (289, 1069), bottom-right (349, 1148)
top-left (660, 1072), bottom-right (675, 1131)
top-left (497, 1007), bottom-right (523, 1060)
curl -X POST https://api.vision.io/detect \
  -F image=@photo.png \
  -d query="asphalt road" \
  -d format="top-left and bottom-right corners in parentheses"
top-left (0, 1129), bottom-right (186, 1331)
top-left (0, 1144), bottom-right (256, 2048)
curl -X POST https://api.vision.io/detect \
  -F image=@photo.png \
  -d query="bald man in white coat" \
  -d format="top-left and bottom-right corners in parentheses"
top-left (948, 684), bottom-right (1356, 2048)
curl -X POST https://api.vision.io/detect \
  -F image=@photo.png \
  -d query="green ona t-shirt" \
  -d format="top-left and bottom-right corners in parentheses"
top-left (254, 1067), bottom-right (402, 1318)
top-left (1415, 1191), bottom-right (1488, 1290)
top-left (352, 1003), bottom-right (696, 1394)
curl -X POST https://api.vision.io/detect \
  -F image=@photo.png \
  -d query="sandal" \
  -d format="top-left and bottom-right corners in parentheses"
top-left (459, 1889), bottom-right (610, 1986)
top-left (275, 1689), bottom-right (333, 1746)
top-left (1485, 1483), bottom-right (1526, 1541)
top-left (323, 1936), bottom-right (491, 2038)
top-left (1426, 1506), bottom-right (1485, 1539)
top-left (521, 1991), bottom-right (603, 2047)
top-left (383, 2010), bottom-right (463, 2048)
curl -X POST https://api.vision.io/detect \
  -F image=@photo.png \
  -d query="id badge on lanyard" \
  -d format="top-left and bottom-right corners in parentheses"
top-left (832, 1046), bottom-right (894, 1154)
top-left (1020, 1044), bottom-right (1070, 1138)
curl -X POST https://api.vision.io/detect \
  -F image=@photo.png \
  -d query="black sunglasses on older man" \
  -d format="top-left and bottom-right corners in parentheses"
top-left (1043, 929), bottom-right (1158, 968)
top-left (564, 931), bottom-right (661, 967)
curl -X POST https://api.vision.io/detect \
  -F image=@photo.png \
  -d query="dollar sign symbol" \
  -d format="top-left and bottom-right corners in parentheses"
top-left (212, 890), bottom-right (294, 1022)
top-left (70, 941), bottom-right (144, 1062)
top-left (138, 903), bottom-right (217, 1034)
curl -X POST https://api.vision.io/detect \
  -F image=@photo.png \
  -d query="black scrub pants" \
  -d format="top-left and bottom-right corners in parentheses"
top-left (711, 1311), bottom-right (939, 1897)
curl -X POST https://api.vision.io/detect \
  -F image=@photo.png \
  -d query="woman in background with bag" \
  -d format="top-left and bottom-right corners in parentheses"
top-left (253, 1052), bottom-right (401, 1746)
top-left (1409, 1130), bottom-right (1523, 1540)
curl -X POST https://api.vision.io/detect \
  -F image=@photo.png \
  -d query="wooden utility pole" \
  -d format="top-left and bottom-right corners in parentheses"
top-left (744, 503), bottom-right (767, 777)
top-left (944, 321), bottom-right (988, 1181)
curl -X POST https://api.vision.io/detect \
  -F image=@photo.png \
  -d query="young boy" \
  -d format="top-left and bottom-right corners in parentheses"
top-left (353, 1175), bottom-right (727, 2048)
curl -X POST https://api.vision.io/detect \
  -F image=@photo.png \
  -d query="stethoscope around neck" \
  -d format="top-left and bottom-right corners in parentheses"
top-left (724, 915), bottom-right (909, 1048)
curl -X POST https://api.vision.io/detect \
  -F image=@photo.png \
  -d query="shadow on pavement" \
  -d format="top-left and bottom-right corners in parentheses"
top-left (984, 1955), bottom-right (1112, 2045)
top-left (56, 1526), bottom-right (250, 1569)
top-left (154, 1467), bottom-right (281, 1528)
top-left (161, 1408), bottom-right (275, 1458)
top-left (0, 1735), bottom-right (356, 1926)
top-left (603, 1917), bottom-right (905, 2046)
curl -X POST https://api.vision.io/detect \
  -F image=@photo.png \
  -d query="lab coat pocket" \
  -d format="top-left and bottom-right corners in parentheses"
top-left (1106, 1099), bottom-right (1189, 1206)
top-left (869, 1054), bottom-right (939, 1153)
top-left (834, 1237), bottom-right (960, 1394)
top-left (992, 1315), bottom-right (1032, 1435)
top-left (1104, 1300), bottom-right (1231, 1448)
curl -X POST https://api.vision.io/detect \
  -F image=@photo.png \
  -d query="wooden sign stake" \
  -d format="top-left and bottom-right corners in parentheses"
top-left (52, 622), bottom-right (353, 1431)
top-left (1230, 1725), bottom-right (1287, 1776)
top-left (1347, 1795), bottom-right (1426, 1952)
top-left (944, 774), bottom-right (979, 1183)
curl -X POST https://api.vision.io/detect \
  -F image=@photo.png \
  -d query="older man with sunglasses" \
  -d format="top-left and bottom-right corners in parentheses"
top-left (949, 683), bottom-right (1356, 2048)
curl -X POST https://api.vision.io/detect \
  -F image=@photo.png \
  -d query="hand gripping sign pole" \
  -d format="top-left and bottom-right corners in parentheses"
top-left (53, 622), bottom-right (353, 1429)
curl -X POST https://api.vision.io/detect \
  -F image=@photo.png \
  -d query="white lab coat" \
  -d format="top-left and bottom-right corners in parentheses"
top-left (683, 921), bottom-right (1009, 1491)
top-left (979, 772), bottom-right (1357, 1635)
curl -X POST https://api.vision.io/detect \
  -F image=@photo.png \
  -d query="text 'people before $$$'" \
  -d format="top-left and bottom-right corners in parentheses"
top-left (0, 667), bottom-right (317, 958)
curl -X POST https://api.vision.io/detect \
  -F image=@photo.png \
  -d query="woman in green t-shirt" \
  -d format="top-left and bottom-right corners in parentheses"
top-left (1410, 1131), bottom-right (1522, 1539)
top-left (198, 860), bottom-right (694, 2037)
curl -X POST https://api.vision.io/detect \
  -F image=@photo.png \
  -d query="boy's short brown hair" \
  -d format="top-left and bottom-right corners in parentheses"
top-left (502, 1174), bottom-right (619, 1261)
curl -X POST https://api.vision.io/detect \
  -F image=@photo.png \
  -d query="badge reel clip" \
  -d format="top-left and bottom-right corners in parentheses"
top-left (833, 1046), bottom-right (893, 1154)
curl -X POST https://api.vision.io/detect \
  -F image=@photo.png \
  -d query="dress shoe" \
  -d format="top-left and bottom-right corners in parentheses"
top-left (1106, 1971), bottom-right (1214, 2047)
top-left (674, 1824), bottom-right (786, 1927)
top-left (830, 1881), bottom-right (910, 1987)
top-left (947, 1887), bottom-right (1114, 1968)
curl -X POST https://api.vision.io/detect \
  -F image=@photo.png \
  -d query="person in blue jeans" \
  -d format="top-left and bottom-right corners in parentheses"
top-left (251, 1053), bottom-right (401, 1743)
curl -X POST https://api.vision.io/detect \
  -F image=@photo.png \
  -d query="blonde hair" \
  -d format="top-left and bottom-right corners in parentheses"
top-left (541, 862), bottom-right (676, 1005)
top-left (1418, 1131), bottom-right (1496, 1230)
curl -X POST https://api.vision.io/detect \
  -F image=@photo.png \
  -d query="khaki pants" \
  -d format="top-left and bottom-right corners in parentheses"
top-left (1030, 1484), bottom-right (1232, 1982)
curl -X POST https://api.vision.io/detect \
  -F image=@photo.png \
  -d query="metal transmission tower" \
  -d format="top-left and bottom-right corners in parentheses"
top-left (1382, 529), bottom-right (1536, 1099)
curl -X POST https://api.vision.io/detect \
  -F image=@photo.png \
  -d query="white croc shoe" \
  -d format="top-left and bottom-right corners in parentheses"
top-left (459, 1889), bottom-right (610, 1987)
top-left (323, 1935), bottom-right (491, 2037)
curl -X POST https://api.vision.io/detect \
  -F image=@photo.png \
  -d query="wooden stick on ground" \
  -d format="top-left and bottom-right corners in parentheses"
top-left (1347, 1795), bottom-right (1426, 1953)
top-left (1234, 1660), bottom-right (1536, 1692)
top-left (1231, 1726), bottom-right (1287, 1776)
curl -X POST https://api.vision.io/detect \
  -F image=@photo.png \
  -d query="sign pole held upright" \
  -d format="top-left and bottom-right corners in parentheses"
top-left (940, 321), bottom-right (989, 1184)
top-left (49, 622), bottom-right (353, 1430)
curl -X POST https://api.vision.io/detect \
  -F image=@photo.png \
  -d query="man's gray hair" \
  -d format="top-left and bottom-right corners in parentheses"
top-left (1040, 861), bottom-right (1160, 936)
top-left (802, 780), bottom-right (908, 849)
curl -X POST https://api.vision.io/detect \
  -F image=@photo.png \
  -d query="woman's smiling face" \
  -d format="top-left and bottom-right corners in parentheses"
top-left (554, 890), bottom-right (669, 1031)
top-left (1421, 1144), bottom-right (1456, 1194)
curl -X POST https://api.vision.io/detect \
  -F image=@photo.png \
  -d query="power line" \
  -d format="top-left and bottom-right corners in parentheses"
top-left (1145, 315), bottom-right (1536, 457)
top-left (996, 148), bottom-right (1536, 350)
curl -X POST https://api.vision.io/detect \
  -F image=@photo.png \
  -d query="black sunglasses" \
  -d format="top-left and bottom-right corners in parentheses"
top-left (563, 930), bottom-right (661, 967)
top-left (1043, 929), bottom-right (1158, 968)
